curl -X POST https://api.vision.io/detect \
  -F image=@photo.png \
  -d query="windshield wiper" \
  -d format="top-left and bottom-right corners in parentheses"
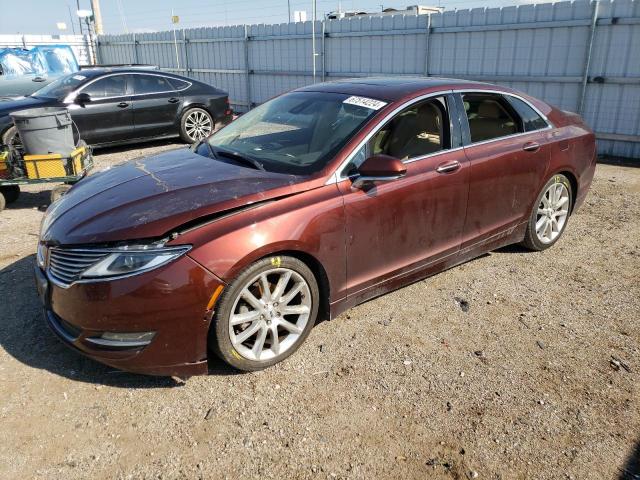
top-left (211, 146), bottom-right (265, 171)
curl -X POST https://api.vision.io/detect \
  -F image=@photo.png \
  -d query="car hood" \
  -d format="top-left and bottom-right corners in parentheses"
top-left (0, 95), bottom-right (54, 119)
top-left (42, 148), bottom-right (317, 245)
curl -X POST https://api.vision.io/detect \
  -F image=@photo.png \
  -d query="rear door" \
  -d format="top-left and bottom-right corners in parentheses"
top-left (457, 92), bottom-right (551, 248)
top-left (130, 74), bottom-right (181, 138)
top-left (68, 74), bottom-right (133, 144)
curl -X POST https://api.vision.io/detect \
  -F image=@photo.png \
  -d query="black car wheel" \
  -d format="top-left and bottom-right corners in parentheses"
top-left (0, 185), bottom-right (20, 204)
top-left (180, 108), bottom-right (214, 143)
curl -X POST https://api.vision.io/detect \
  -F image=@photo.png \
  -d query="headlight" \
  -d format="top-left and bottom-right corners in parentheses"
top-left (80, 245), bottom-right (191, 280)
top-left (36, 243), bottom-right (47, 269)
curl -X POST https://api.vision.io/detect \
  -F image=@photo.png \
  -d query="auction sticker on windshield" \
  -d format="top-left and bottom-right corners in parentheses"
top-left (343, 96), bottom-right (387, 110)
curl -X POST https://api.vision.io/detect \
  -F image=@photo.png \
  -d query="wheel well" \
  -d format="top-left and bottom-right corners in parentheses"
top-left (260, 250), bottom-right (331, 323)
top-left (557, 170), bottom-right (578, 213)
top-left (181, 104), bottom-right (211, 119)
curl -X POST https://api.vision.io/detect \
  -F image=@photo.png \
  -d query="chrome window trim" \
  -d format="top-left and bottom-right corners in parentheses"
top-left (325, 87), bottom-right (555, 185)
top-left (63, 71), bottom-right (192, 103)
top-left (454, 88), bottom-right (554, 149)
top-left (326, 89), bottom-right (454, 185)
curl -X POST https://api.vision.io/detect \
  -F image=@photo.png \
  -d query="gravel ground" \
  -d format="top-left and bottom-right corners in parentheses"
top-left (0, 142), bottom-right (638, 480)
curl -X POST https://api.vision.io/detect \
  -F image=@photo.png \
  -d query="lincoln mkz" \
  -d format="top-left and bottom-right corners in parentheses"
top-left (35, 78), bottom-right (596, 375)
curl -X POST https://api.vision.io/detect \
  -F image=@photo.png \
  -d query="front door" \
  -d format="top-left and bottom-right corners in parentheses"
top-left (67, 74), bottom-right (134, 144)
top-left (340, 94), bottom-right (469, 301)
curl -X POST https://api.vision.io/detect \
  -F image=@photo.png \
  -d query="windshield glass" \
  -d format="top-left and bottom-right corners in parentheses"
top-left (207, 91), bottom-right (384, 175)
top-left (32, 72), bottom-right (88, 99)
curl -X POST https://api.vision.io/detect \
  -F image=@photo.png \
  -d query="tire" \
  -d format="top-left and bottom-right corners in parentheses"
top-left (521, 173), bottom-right (573, 251)
top-left (210, 255), bottom-right (320, 371)
top-left (0, 191), bottom-right (6, 212)
top-left (1, 126), bottom-right (20, 149)
top-left (179, 108), bottom-right (214, 143)
top-left (0, 185), bottom-right (19, 203)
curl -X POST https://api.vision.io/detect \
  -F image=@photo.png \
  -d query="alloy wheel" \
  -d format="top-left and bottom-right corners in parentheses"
top-left (228, 268), bottom-right (312, 361)
top-left (184, 110), bottom-right (213, 141)
top-left (535, 181), bottom-right (570, 244)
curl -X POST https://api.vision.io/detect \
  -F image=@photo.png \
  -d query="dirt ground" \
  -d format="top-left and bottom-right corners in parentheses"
top-left (0, 141), bottom-right (638, 480)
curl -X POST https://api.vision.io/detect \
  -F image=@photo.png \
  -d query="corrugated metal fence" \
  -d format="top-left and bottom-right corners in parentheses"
top-left (0, 34), bottom-right (96, 66)
top-left (97, 0), bottom-right (640, 158)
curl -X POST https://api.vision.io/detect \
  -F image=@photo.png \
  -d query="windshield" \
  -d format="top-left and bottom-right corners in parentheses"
top-left (207, 91), bottom-right (385, 175)
top-left (31, 72), bottom-right (88, 99)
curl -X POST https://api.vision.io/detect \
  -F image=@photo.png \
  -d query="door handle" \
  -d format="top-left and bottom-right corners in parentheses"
top-left (32, 76), bottom-right (47, 82)
top-left (435, 161), bottom-right (461, 174)
top-left (523, 141), bottom-right (540, 152)
top-left (168, 97), bottom-right (179, 103)
top-left (117, 102), bottom-right (129, 108)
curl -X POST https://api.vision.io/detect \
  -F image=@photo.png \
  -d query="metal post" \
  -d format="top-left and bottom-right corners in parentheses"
top-left (183, 30), bottom-right (190, 74)
top-left (244, 25), bottom-right (252, 110)
top-left (579, 0), bottom-right (599, 115)
top-left (321, 20), bottom-right (326, 82)
top-left (172, 9), bottom-right (180, 70)
top-left (312, 0), bottom-right (317, 82)
top-left (423, 14), bottom-right (431, 77)
top-left (132, 33), bottom-right (139, 64)
top-left (288, 0), bottom-right (291, 22)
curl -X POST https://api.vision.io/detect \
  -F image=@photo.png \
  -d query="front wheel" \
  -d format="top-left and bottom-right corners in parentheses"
top-left (210, 256), bottom-right (320, 371)
top-left (180, 108), bottom-right (214, 143)
top-left (522, 174), bottom-right (572, 251)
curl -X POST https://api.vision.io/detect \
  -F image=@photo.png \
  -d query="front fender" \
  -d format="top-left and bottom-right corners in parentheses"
top-left (177, 184), bottom-right (347, 303)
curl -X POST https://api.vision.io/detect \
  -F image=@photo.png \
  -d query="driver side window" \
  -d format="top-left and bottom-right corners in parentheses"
top-left (371, 96), bottom-right (451, 161)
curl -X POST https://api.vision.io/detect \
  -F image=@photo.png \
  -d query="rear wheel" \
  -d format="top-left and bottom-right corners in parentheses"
top-left (180, 108), bottom-right (214, 143)
top-left (0, 191), bottom-right (6, 212)
top-left (210, 256), bottom-right (320, 371)
top-left (0, 185), bottom-right (20, 203)
top-left (522, 174), bottom-right (572, 251)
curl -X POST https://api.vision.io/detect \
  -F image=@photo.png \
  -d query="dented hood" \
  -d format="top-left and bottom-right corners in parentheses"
top-left (42, 148), bottom-right (314, 245)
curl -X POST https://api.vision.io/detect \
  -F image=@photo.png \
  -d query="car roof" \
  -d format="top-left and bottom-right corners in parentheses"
top-left (76, 67), bottom-right (173, 77)
top-left (296, 76), bottom-right (496, 102)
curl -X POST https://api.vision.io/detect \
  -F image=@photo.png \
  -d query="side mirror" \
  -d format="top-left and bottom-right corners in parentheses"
top-left (352, 154), bottom-right (407, 188)
top-left (75, 92), bottom-right (91, 105)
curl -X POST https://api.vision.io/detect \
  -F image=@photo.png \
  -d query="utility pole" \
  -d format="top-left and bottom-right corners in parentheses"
top-left (76, 0), bottom-right (83, 35)
top-left (91, 0), bottom-right (104, 34)
top-left (288, 0), bottom-right (291, 22)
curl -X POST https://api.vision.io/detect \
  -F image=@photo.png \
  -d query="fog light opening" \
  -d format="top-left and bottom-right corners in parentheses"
top-left (85, 331), bottom-right (156, 348)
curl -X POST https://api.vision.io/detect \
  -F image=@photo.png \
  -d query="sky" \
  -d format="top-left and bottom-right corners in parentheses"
top-left (0, 0), bottom-right (544, 35)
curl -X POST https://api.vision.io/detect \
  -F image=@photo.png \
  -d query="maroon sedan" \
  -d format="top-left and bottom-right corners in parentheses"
top-left (35, 77), bottom-right (596, 375)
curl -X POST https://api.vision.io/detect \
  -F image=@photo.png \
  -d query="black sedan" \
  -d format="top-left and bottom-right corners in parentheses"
top-left (0, 68), bottom-right (233, 148)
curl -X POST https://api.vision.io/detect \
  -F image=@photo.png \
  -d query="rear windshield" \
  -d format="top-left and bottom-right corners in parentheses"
top-left (207, 91), bottom-right (385, 175)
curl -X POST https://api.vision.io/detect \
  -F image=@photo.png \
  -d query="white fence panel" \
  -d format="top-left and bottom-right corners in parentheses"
top-left (97, 0), bottom-right (640, 159)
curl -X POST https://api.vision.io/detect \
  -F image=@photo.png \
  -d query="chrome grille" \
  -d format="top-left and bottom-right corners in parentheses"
top-left (48, 248), bottom-right (110, 286)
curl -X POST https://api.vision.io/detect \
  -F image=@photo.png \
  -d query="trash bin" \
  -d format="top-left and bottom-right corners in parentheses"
top-left (10, 107), bottom-right (75, 156)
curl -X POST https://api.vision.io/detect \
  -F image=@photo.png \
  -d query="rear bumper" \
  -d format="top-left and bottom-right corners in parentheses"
top-left (37, 255), bottom-right (225, 377)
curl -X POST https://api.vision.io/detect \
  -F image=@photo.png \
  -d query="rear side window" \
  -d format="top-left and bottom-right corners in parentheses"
top-left (132, 75), bottom-right (174, 95)
top-left (505, 96), bottom-right (548, 132)
top-left (463, 93), bottom-right (518, 143)
top-left (82, 75), bottom-right (127, 98)
top-left (167, 77), bottom-right (190, 90)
